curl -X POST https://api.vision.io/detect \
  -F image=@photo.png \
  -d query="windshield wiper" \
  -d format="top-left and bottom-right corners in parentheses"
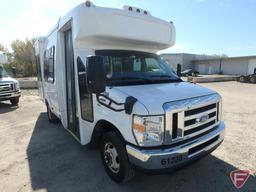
top-left (108, 77), bottom-right (153, 82)
top-left (150, 75), bottom-right (182, 82)
top-left (107, 76), bottom-right (182, 86)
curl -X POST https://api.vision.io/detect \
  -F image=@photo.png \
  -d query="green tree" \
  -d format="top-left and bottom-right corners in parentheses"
top-left (11, 38), bottom-right (36, 77)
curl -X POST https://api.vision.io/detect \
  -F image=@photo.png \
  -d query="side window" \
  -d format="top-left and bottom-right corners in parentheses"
top-left (48, 46), bottom-right (55, 83)
top-left (36, 54), bottom-right (42, 81)
top-left (43, 50), bottom-right (49, 81)
top-left (43, 46), bottom-right (55, 83)
top-left (77, 57), bottom-right (93, 122)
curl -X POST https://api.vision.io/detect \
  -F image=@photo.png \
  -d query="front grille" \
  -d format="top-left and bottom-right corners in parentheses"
top-left (170, 101), bottom-right (219, 141)
top-left (0, 83), bottom-right (14, 94)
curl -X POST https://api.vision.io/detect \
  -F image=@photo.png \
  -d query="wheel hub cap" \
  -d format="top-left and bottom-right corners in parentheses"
top-left (104, 142), bottom-right (120, 173)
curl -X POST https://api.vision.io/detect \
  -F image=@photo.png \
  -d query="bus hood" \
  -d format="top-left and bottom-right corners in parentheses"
top-left (115, 82), bottom-right (217, 114)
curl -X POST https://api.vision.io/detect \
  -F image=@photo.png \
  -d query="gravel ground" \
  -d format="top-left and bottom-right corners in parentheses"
top-left (0, 82), bottom-right (255, 192)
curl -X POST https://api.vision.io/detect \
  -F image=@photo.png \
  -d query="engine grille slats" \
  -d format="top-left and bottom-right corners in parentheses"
top-left (0, 83), bottom-right (14, 94)
top-left (184, 108), bottom-right (216, 121)
top-left (184, 111), bottom-right (217, 127)
top-left (184, 119), bottom-right (216, 136)
top-left (185, 103), bottom-right (216, 117)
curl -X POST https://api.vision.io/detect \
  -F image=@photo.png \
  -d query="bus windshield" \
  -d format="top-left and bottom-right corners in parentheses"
top-left (95, 50), bottom-right (181, 86)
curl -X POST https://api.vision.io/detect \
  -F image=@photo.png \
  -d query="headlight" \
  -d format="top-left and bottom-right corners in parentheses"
top-left (14, 82), bottom-right (20, 91)
top-left (132, 115), bottom-right (164, 146)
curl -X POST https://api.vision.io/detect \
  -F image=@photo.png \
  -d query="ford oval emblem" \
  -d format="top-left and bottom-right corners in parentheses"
top-left (196, 114), bottom-right (209, 124)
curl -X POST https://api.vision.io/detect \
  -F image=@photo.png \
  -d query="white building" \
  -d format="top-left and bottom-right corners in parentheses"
top-left (161, 53), bottom-right (256, 75)
top-left (194, 55), bottom-right (256, 75)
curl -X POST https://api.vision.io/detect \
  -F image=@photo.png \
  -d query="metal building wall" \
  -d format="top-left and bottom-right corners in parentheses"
top-left (194, 61), bottom-right (220, 74)
top-left (221, 58), bottom-right (248, 75)
top-left (194, 58), bottom-right (249, 75)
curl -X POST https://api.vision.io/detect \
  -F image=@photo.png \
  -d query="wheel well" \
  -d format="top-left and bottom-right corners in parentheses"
top-left (90, 120), bottom-right (124, 148)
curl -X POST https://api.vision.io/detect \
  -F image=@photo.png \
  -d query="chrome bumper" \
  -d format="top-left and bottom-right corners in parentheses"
top-left (0, 91), bottom-right (21, 101)
top-left (126, 122), bottom-right (225, 171)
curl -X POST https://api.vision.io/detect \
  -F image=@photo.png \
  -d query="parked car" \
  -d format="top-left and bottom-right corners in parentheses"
top-left (181, 69), bottom-right (199, 77)
top-left (0, 65), bottom-right (21, 105)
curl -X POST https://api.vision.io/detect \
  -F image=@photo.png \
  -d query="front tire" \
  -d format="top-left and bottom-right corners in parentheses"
top-left (10, 97), bottom-right (19, 106)
top-left (100, 131), bottom-right (135, 183)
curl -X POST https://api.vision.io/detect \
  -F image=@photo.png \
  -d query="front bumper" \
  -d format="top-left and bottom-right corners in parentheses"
top-left (0, 91), bottom-right (21, 101)
top-left (126, 122), bottom-right (225, 171)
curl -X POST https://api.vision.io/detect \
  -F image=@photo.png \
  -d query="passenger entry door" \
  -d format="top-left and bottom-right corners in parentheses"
top-left (64, 29), bottom-right (80, 140)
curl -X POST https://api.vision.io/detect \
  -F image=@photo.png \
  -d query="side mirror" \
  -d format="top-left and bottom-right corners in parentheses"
top-left (86, 56), bottom-right (106, 94)
top-left (177, 64), bottom-right (181, 77)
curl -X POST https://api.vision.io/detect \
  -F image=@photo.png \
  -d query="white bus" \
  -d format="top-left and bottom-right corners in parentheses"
top-left (35, 1), bottom-right (225, 182)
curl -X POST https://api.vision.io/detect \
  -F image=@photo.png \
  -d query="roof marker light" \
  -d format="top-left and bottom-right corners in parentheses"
top-left (85, 1), bottom-right (91, 7)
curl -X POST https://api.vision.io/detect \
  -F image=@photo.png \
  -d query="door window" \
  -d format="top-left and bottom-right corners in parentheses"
top-left (77, 57), bottom-right (93, 122)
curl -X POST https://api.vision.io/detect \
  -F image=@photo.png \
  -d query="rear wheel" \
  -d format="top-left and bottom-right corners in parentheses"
top-left (46, 104), bottom-right (59, 123)
top-left (239, 76), bottom-right (247, 83)
top-left (100, 131), bottom-right (135, 183)
top-left (249, 76), bottom-right (256, 83)
top-left (10, 97), bottom-right (19, 106)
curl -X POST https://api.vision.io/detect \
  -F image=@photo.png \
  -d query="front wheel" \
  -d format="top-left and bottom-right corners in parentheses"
top-left (100, 131), bottom-right (135, 183)
top-left (10, 97), bottom-right (19, 106)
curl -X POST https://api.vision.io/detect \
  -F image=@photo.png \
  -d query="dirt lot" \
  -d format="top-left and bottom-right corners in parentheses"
top-left (0, 82), bottom-right (255, 192)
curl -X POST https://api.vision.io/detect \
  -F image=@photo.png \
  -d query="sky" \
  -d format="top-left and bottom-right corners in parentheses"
top-left (0, 0), bottom-right (255, 56)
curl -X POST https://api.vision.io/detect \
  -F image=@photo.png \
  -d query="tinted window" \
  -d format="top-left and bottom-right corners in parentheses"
top-left (43, 46), bottom-right (55, 83)
top-left (96, 50), bottom-right (181, 86)
top-left (43, 50), bottom-right (49, 81)
top-left (77, 57), bottom-right (93, 122)
top-left (48, 46), bottom-right (55, 82)
top-left (36, 55), bottom-right (42, 81)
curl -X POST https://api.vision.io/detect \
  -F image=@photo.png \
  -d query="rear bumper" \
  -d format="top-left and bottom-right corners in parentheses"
top-left (126, 122), bottom-right (225, 171)
top-left (0, 91), bottom-right (21, 101)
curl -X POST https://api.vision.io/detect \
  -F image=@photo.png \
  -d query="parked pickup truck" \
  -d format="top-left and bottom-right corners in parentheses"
top-left (0, 65), bottom-right (21, 105)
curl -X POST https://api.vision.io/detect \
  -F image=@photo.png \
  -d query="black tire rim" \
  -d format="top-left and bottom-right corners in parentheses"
top-left (104, 142), bottom-right (120, 173)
